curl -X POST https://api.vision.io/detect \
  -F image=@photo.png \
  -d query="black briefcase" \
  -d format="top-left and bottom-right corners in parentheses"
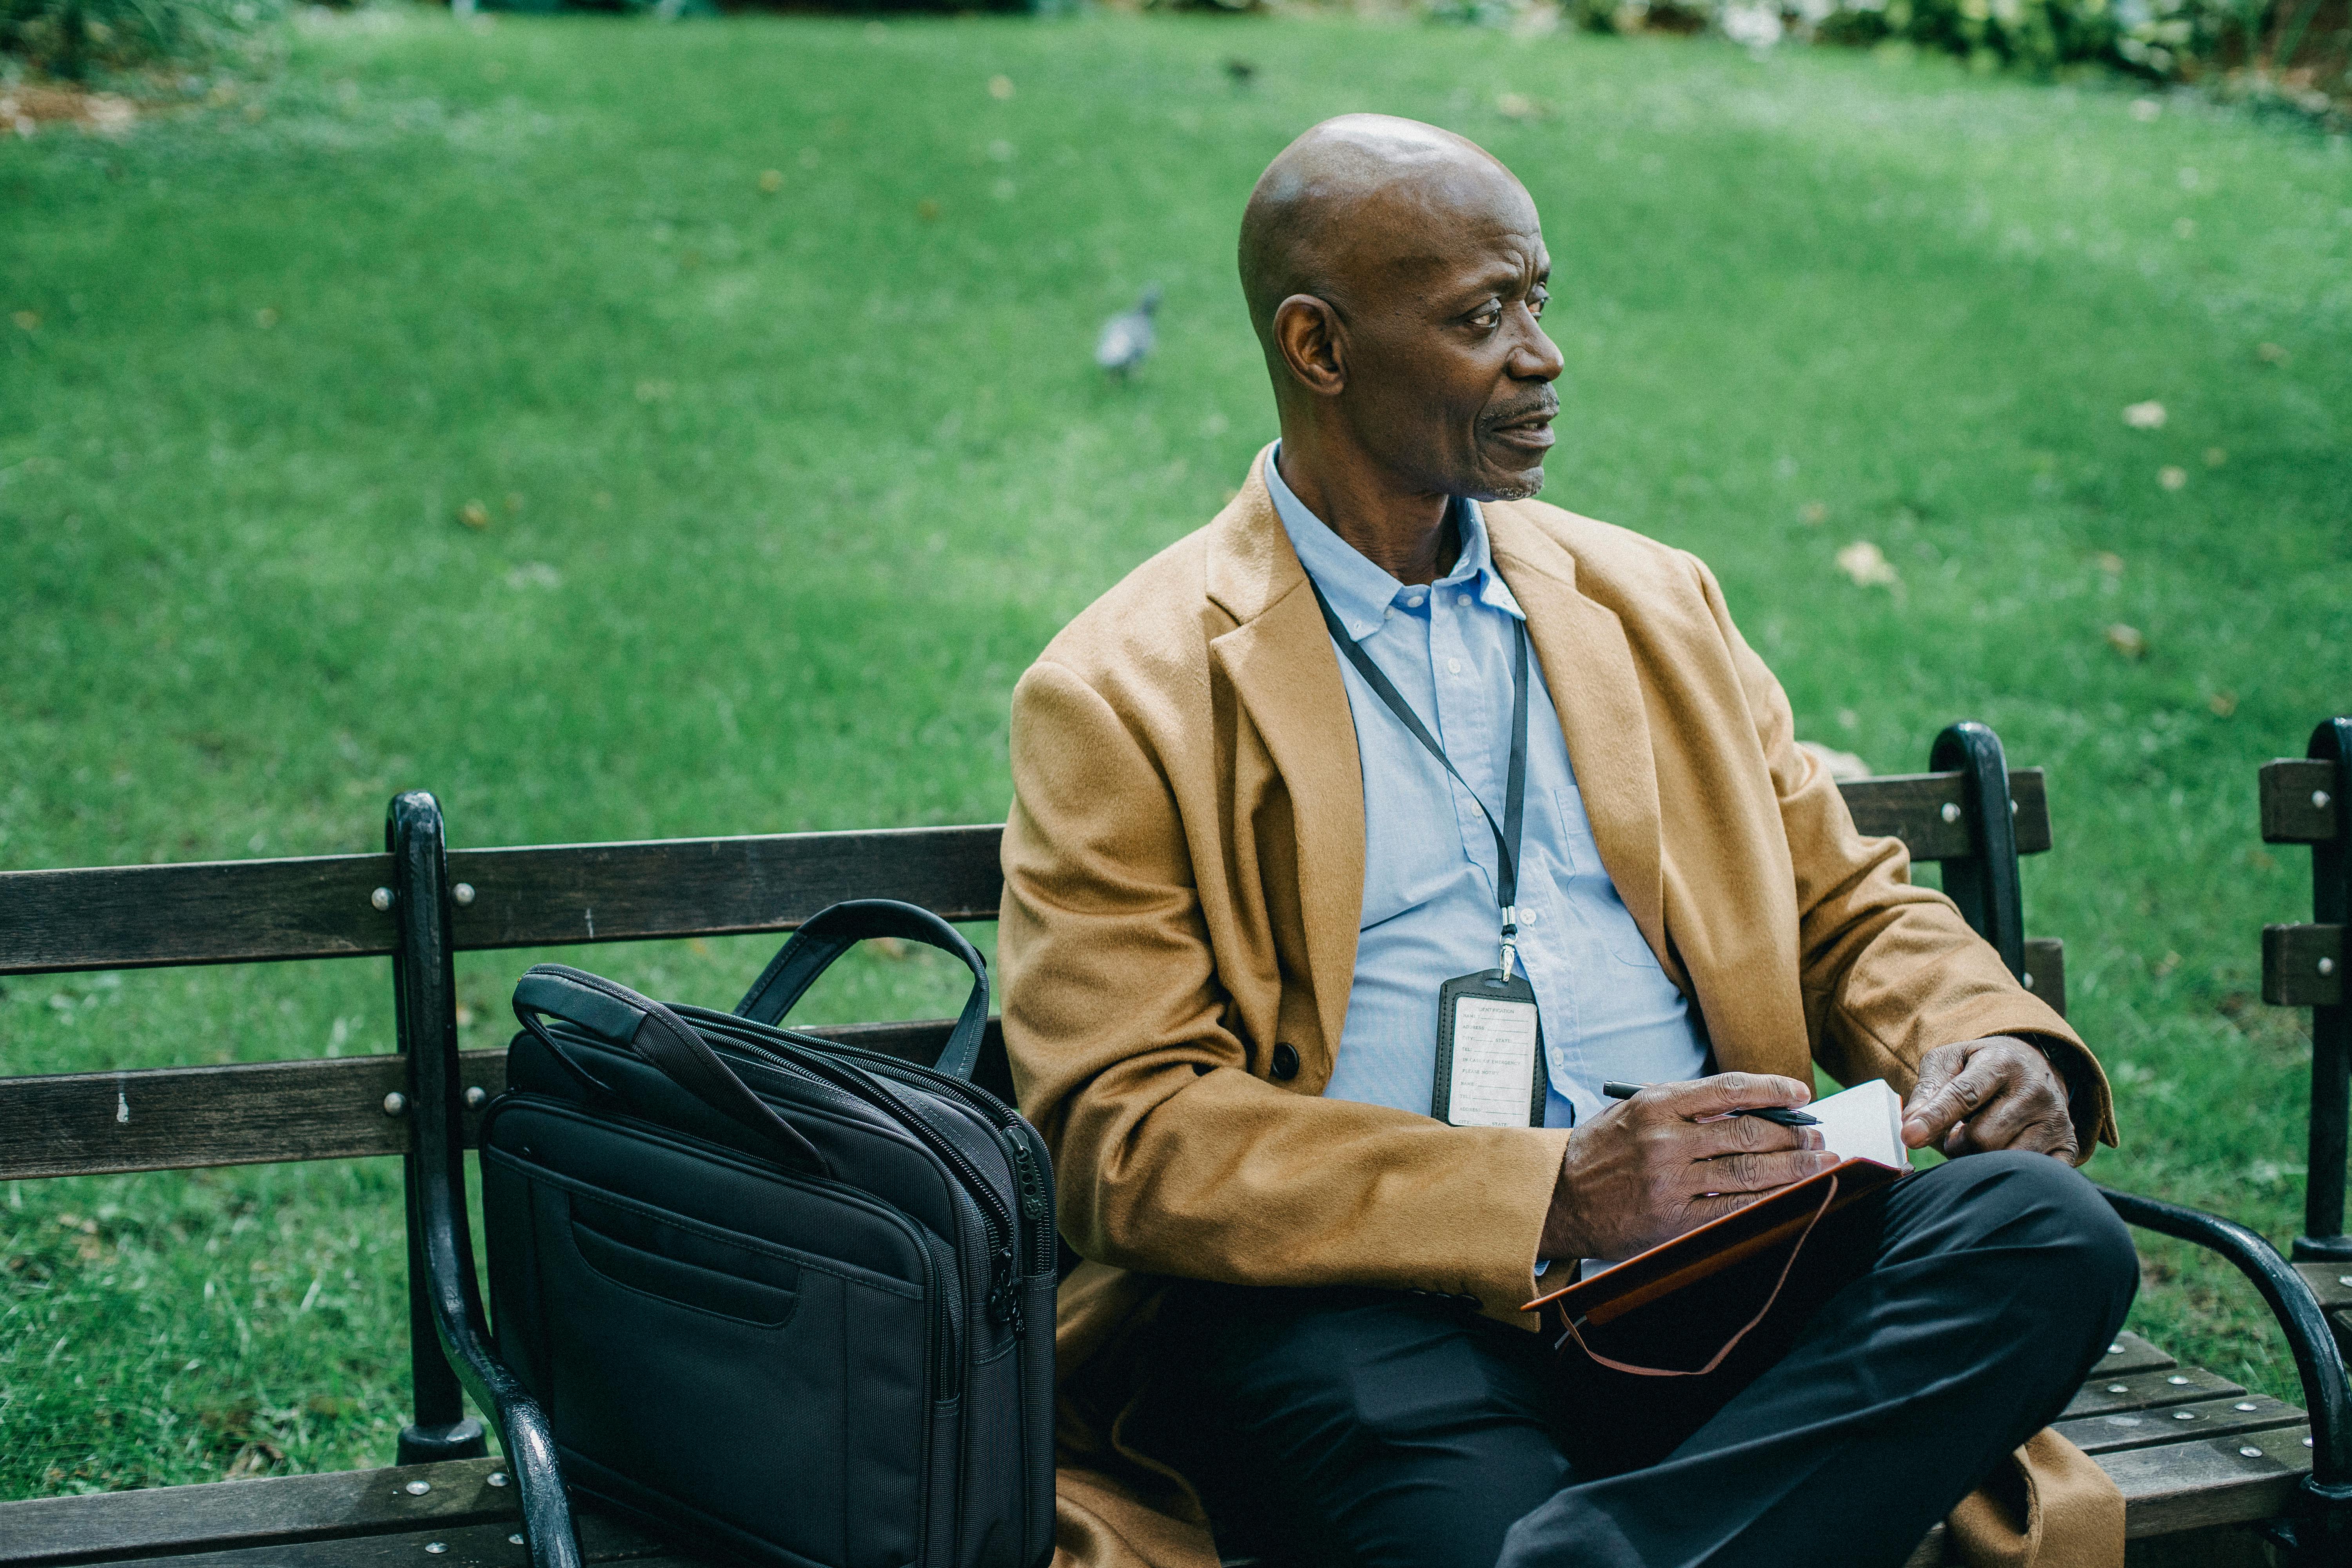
top-left (480, 900), bottom-right (1056, 1568)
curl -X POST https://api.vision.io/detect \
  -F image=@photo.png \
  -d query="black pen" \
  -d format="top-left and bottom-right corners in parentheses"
top-left (1601, 1080), bottom-right (1820, 1127)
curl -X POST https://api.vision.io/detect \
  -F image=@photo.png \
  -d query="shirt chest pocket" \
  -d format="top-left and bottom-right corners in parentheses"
top-left (1551, 784), bottom-right (1663, 971)
top-left (1359, 764), bottom-right (1486, 932)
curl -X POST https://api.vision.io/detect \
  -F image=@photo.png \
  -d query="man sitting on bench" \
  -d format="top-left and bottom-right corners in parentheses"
top-left (998, 114), bottom-right (2136, 1568)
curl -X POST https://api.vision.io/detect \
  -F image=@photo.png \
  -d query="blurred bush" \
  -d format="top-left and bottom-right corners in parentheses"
top-left (1443, 0), bottom-right (2345, 116)
top-left (1, 0), bottom-right (283, 80)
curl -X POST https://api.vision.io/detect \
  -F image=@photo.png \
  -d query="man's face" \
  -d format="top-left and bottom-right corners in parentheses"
top-left (1336, 179), bottom-right (1562, 503)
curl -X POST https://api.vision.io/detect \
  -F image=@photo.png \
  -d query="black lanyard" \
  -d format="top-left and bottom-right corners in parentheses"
top-left (1307, 577), bottom-right (1531, 976)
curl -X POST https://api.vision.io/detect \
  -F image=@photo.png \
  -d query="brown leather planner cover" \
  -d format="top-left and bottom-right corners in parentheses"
top-left (1523, 1156), bottom-right (1906, 1328)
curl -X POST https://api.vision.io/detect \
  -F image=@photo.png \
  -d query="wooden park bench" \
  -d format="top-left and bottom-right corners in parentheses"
top-left (2, 721), bottom-right (2346, 1568)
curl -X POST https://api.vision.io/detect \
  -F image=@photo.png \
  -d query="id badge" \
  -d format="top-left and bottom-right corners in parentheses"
top-left (1432, 969), bottom-right (1546, 1128)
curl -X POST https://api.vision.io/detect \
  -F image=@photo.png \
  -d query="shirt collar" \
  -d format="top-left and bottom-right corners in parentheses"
top-left (1264, 443), bottom-right (1524, 642)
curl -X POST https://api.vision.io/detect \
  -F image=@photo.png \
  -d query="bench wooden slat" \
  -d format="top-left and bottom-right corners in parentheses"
top-left (0, 1456), bottom-right (515, 1566)
top-left (1838, 768), bottom-right (2051, 860)
top-left (0, 1021), bottom-right (991, 1181)
top-left (2022, 936), bottom-right (2066, 1018)
top-left (0, 1456), bottom-right (700, 1568)
top-left (2263, 922), bottom-right (2346, 1008)
top-left (2260, 759), bottom-right (2342, 844)
top-left (0, 854), bottom-right (397, 976)
top-left (443, 826), bottom-right (1004, 952)
top-left (0, 827), bottom-right (1004, 978)
top-left (2062, 1366), bottom-right (2243, 1421)
top-left (2107, 1422), bottom-right (2314, 1539)
top-left (1, 773), bottom-right (2048, 979)
top-left (2056, 1392), bottom-right (2303, 1456)
top-left (2092, 1332), bottom-right (2178, 1377)
top-left (0, 1052), bottom-right (505, 1181)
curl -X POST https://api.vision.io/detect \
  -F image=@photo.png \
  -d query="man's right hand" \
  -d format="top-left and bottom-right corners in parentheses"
top-left (1539, 1074), bottom-right (1837, 1264)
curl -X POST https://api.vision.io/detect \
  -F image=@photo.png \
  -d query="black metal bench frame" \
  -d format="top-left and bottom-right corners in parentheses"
top-left (4, 721), bottom-right (2348, 1565)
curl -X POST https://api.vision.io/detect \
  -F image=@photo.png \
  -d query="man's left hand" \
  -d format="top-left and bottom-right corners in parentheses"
top-left (1901, 1037), bottom-right (2083, 1166)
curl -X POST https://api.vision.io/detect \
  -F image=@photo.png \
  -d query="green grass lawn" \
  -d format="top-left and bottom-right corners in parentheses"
top-left (4, 2), bottom-right (2350, 1498)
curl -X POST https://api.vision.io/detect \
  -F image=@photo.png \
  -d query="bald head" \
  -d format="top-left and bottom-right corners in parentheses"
top-left (1238, 115), bottom-right (1534, 345)
top-left (1235, 113), bottom-right (1563, 517)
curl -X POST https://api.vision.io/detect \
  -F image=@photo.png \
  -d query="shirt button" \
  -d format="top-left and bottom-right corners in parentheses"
top-left (1271, 1043), bottom-right (1301, 1081)
top-left (1447, 657), bottom-right (1463, 676)
top-left (1457, 593), bottom-right (1470, 607)
top-left (1522, 909), bottom-right (1540, 925)
top-left (1405, 593), bottom-right (1425, 608)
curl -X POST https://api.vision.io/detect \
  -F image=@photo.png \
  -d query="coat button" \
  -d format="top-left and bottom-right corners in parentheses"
top-left (1270, 1043), bottom-right (1300, 1081)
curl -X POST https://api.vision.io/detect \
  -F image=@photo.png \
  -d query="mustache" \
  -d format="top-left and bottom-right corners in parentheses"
top-left (1483, 393), bottom-right (1559, 430)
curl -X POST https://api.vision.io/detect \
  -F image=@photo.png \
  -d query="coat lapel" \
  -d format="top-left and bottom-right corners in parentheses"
top-left (1205, 449), bottom-right (1366, 1069)
top-left (1484, 504), bottom-right (1669, 974)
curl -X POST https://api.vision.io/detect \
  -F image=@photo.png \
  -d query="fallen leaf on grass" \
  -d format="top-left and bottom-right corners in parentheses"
top-left (2205, 447), bottom-right (2227, 466)
top-left (11, 310), bottom-right (37, 332)
top-left (2131, 97), bottom-right (2161, 121)
top-left (254, 307), bottom-right (278, 329)
top-left (917, 198), bottom-right (941, 221)
top-left (457, 500), bottom-right (490, 530)
top-left (2209, 691), bottom-right (2238, 717)
top-left (1835, 540), bottom-right (1900, 589)
top-left (1799, 501), bottom-right (1828, 524)
top-left (2158, 465), bottom-right (2187, 490)
top-left (2122, 400), bottom-right (2167, 429)
top-left (989, 74), bottom-right (1015, 100)
top-left (1496, 92), bottom-right (1536, 120)
top-left (2106, 623), bottom-right (2146, 659)
top-left (758, 169), bottom-right (783, 193)
top-left (506, 562), bottom-right (561, 590)
top-left (2258, 342), bottom-right (2289, 364)
top-left (2096, 552), bottom-right (2125, 575)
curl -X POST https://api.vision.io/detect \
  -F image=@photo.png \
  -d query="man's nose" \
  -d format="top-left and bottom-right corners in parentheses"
top-left (1511, 317), bottom-right (1564, 382)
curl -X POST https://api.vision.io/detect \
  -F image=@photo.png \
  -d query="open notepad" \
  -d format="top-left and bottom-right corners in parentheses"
top-left (1528, 1080), bottom-right (1912, 1328)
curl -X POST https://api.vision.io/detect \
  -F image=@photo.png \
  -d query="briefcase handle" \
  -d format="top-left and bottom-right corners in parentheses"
top-left (732, 899), bottom-right (991, 1083)
top-left (513, 964), bottom-right (832, 1178)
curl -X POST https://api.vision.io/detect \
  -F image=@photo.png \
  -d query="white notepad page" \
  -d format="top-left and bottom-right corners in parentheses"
top-left (1806, 1078), bottom-right (1909, 1167)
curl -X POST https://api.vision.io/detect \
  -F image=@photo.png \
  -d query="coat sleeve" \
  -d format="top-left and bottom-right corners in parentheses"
top-left (1686, 554), bottom-right (2118, 1150)
top-left (998, 657), bottom-right (1573, 1320)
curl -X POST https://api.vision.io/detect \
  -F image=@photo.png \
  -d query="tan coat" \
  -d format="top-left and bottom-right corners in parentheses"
top-left (999, 447), bottom-right (2125, 1568)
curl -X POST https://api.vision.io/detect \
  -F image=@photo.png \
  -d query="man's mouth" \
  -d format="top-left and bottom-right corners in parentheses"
top-left (1487, 401), bottom-right (1558, 452)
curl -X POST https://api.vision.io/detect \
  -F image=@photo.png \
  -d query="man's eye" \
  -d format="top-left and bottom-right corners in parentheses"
top-left (1470, 306), bottom-right (1502, 329)
top-left (1528, 293), bottom-right (1549, 319)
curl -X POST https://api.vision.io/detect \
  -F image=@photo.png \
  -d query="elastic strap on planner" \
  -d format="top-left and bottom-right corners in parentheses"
top-left (1551, 1173), bottom-right (1840, 1379)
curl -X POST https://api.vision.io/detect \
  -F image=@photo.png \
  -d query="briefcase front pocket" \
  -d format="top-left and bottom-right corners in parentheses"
top-left (568, 1194), bottom-right (802, 1329)
top-left (486, 1137), bottom-right (942, 1568)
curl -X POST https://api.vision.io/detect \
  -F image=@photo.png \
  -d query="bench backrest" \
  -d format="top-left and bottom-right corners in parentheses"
top-left (0, 766), bottom-right (2053, 1185)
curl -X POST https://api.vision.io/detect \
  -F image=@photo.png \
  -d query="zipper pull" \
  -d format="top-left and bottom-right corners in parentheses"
top-left (987, 1248), bottom-right (1023, 1335)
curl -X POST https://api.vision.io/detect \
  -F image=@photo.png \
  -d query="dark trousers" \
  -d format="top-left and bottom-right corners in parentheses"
top-left (1136, 1152), bottom-right (2138, 1568)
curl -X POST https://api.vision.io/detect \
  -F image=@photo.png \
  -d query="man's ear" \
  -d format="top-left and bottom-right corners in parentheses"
top-left (1272, 294), bottom-right (1345, 397)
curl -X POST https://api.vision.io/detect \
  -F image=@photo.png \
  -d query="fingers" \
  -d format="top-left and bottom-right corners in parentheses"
top-left (1902, 1042), bottom-right (1990, 1149)
top-left (1909, 1038), bottom-right (2086, 1165)
top-left (1666, 1072), bottom-right (1813, 1117)
top-left (1689, 1148), bottom-right (1840, 1194)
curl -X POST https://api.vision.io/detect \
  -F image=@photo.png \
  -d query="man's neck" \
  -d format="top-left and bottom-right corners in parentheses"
top-left (1274, 442), bottom-right (1460, 586)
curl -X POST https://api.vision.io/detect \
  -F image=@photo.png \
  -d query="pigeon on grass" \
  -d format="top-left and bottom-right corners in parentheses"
top-left (1095, 285), bottom-right (1162, 382)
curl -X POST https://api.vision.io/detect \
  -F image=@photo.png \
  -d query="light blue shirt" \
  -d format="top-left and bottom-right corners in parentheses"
top-left (1265, 450), bottom-right (1707, 1128)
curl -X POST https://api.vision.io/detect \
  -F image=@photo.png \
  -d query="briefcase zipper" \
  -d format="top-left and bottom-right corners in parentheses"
top-left (675, 1009), bottom-right (1026, 1325)
top-left (779, 1035), bottom-right (1058, 1282)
